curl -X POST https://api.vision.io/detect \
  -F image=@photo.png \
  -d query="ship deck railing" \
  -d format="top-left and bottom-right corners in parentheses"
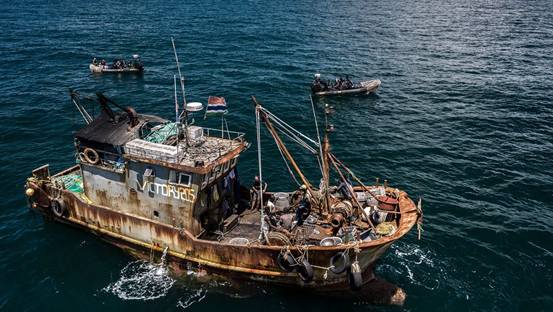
top-left (202, 127), bottom-right (246, 143)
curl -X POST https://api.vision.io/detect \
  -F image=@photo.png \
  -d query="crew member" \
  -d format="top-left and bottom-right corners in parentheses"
top-left (312, 73), bottom-right (323, 92)
top-left (337, 176), bottom-right (353, 200)
top-left (295, 184), bottom-right (311, 226)
top-left (313, 73), bottom-right (321, 84)
top-left (250, 176), bottom-right (267, 210)
top-left (345, 75), bottom-right (353, 89)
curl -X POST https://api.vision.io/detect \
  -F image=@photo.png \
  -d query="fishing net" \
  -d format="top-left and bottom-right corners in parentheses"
top-left (144, 123), bottom-right (177, 144)
top-left (54, 173), bottom-right (84, 193)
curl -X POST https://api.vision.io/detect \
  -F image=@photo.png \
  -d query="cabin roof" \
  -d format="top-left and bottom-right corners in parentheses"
top-left (124, 126), bottom-right (247, 174)
top-left (75, 111), bottom-right (166, 146)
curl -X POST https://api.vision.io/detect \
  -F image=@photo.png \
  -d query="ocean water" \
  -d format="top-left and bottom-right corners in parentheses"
top-left (1, 0), bottom-right (552, 311)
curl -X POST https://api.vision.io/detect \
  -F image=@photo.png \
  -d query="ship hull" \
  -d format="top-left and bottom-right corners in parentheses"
top-left (28, 184), bottom-right (402, 288)
top-left (89, 64), bottom-right (143, 73)
top-left (26, 161), bottom-right (419, 291)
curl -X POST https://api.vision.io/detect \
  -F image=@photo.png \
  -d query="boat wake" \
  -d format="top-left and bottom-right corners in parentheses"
top-left (103, 248), bottom-right (175, 300)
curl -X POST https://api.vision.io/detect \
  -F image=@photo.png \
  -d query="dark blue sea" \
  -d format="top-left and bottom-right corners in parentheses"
top-left (1, 0), bottom-right (552, 311)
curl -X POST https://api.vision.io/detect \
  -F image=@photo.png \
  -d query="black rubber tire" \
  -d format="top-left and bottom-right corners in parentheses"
top-left (277, 252), bottom-right (296, 272)
top-left (297, 258), bottom-right (314, 283)
top-left (348, 261), bottom-right (363, 291)
top-left (329, 251), bottom-right (350, 274)
top-left (51, 199), bottom-right (66, 218)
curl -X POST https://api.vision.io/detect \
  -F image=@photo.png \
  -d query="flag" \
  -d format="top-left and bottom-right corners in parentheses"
top-left (205, 96), bottom-right (228, 116)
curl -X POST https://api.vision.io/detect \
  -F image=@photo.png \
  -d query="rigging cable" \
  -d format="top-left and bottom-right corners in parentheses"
top-left (263, 111), bottom-right (318, 153)
top-left (310, 95), bottom-right (325, 178)
top-left (271, 120), bottom-right (318, 154)
top-left (275, 134), bottom-right (301, 186)
top-left (260, 107), bottom-right (319, 147)
top-left (255, 106), bottom-right (266, 241)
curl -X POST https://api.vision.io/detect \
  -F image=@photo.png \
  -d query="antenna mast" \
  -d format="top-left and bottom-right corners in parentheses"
top-left (174, 75), bottom-right (180, 162)
top-left (171, 37), bottom-right (189, 148)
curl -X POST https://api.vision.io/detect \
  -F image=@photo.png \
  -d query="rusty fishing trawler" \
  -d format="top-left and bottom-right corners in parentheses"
top-left (25, 89), bottom-right (422, 293)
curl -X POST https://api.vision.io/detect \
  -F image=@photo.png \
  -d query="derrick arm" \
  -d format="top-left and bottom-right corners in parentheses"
top-left (251, 97), bottom-right (318, 205)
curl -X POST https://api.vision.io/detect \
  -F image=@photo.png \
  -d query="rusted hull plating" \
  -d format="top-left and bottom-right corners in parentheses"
top-left (26, 175), bottom-right (418, 288)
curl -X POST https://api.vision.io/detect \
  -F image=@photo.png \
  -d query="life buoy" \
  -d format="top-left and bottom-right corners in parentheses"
top-left (347, 261), bottom-right (363, 290)
top-left (329, 251), bottom-right (350, 274)
top-left (277, 252), bottom-right (296, 272)
top-left (82, 148), bottom-right (99, 164)
top-left (297, 258), bottom-right (314, 282)
top-left (51, 198), bottom-right (66, 217)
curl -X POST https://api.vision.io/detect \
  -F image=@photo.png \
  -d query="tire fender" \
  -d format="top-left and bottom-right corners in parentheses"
top-left (348, 261), bottom-right (363, 290)
top-left (51, 198), bottom-right (67, 218)
top-left (277, 252), bottom-right (296, 272)
top-left (329, 251), bottom-right (350, 274)
top-left (297, 258), bottom-right (314, 283)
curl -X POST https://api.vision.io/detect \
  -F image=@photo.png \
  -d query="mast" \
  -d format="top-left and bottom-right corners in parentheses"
top-left (171, 37), bottom-right (189, 149)
top-left (255, 104), bottom-right (266, 241)
top-left (321, 103), bottom-right (334, 215)
top-left (174, 75), bottom-right (180, 162)
top-left (311, 96), bottom-right (329, 214)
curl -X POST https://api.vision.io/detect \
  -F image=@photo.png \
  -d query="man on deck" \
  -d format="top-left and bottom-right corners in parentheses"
top-left (250, 176), bottom-right (267, 210)
top-left (295, 184), bottom-right (311, 226)
top-left (337, 176), bottom-right (353, 200)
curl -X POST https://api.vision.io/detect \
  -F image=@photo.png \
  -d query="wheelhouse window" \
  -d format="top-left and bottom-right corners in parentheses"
top-left (177, 173), bottom-right (191, 186)
top-left (170, 170), bottom-right (191, 187)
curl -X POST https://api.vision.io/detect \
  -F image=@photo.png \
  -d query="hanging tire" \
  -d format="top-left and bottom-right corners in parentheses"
top-left (348, 261), bottom-right (363, 291)
top-left (277, 252), bottom-right (296, 272)
top-left (329, 251), bottom-right (350, 274)
top-left (297, 258), bottom-right (314, 283)
top-left (51, 198), bottom-right (66, 218)
top-left (83, 148), bottom-right (99, 164)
